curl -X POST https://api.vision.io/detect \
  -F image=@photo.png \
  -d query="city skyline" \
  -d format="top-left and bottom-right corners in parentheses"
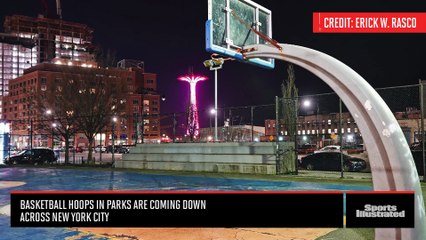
top-left (1, 0), bottom-right (426, 122)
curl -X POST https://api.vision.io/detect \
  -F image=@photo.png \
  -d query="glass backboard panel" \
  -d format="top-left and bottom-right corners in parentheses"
top-left (206, 0), bottom-right (274, 69)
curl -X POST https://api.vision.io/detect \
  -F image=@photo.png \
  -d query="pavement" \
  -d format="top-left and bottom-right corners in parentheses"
top-left (0, 166), bottom-right (373, 240)
top-left (296, 169), bottom-right (373, 180)
top-left (76, 227), bottom-right (336, 240)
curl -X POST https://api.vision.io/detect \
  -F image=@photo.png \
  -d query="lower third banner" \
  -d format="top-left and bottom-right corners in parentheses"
top-left (11, 191), bottom-right (343, 228)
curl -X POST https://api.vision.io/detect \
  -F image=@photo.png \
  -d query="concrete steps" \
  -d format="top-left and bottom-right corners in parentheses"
top-left (116, 142), bottom-right (294, 175)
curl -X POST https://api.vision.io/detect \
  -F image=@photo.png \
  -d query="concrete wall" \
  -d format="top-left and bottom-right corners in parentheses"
top-left (115, 142), bottom-right (294, 174)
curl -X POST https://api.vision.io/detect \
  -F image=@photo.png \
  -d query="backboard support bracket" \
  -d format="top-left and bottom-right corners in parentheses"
top-left (230, 10), bottom-right (282, 51)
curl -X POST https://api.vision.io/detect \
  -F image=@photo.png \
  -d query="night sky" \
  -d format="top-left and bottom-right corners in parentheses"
top-left (1, 0), bottom-right (426, 127)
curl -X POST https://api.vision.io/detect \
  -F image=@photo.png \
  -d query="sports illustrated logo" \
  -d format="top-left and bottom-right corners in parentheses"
top-left (356, 204), bottom-right (405, 218)
top-left (346, 192), bottom-right (414, 227)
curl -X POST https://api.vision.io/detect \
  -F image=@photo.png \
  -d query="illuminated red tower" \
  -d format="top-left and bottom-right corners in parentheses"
top-left (178, 74), bottom-right (207, 140)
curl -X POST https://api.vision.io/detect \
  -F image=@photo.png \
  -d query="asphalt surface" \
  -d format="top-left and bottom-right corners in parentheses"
top-left (0, 167), bottom-right (372, 240)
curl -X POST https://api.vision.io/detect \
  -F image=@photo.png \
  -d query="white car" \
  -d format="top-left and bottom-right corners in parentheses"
top-left (94, 145), bottom-right (106, 153)
top-left (314, 145), bottom-right (341, 153)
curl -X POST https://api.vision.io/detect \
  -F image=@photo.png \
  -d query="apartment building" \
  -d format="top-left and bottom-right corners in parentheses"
top-left (3, 62), bottom-right (160, 149)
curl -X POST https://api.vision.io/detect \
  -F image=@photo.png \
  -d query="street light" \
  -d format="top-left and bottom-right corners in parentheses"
top-left (303, 99), bottom-right (311, 108)
top-left (51, 123), bottom-right (57, 149)
top-left (302, 99), bottom-right (321, 147)
top-left (27, 123), bottom-right (32, 150)
top-left (112, 116), bottom-right (117, 167)
top-left (46, 109), bottom-right (53, 148)
top-left (209, 108), bottom-right (216, 137)
top-left (204, 56), bottom-right (224, 142)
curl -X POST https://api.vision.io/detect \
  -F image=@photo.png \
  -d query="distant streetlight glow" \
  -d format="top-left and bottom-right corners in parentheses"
top-left (303, 99), bottom-right (311, 108)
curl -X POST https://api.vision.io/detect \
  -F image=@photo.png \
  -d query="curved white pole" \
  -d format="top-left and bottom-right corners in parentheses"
top-left (244, 43), bottom-right (425, 240)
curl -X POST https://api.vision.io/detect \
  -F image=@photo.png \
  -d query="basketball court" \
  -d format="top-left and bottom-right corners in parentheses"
top-left (205, 1), bottom-right (425, 239)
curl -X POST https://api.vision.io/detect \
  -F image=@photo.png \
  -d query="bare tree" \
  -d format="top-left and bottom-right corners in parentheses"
top-left (73, 68), bottom-right (128, 163)
top-left (35, 66), bottom-right (128, 164)
top-left (35, 70), bottom-right (81, 164)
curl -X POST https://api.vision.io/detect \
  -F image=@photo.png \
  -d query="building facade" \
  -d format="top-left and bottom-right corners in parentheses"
top-left (263, 110), bottom-right (425, 148)
top-left (263, 113), bottom-right (361, 148)
top-left (0, 33), bottom-right (38, 98)
top-left (4, 15), bottom-right (95, 65)
top-left (198, 125), bottom-right (265, 142)
top-left (0, 15), bottom-right (96, 115)
top-left (2, 63), bottom-right (160, 149)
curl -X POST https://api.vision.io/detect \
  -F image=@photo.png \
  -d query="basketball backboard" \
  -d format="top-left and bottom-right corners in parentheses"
top-left (206, 0), bottom-right (274, 69)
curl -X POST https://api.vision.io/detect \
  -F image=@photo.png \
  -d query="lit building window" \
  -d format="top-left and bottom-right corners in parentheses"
top-left (347, 128), bottom-right (351, 133)
top-left (328, 129), bottom-right (331, 134)
top-left (328, 119), bottom-right (331, 125)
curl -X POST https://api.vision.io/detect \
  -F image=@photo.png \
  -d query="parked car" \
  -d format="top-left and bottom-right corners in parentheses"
top-left (94, 145), bottom-right (106, 153)
top-left (300, 152), bottom-right (367, 172)
top-left (343, 144), bottom-right (365, 154)
top-left (314, 145), bottom-right (341, 153)
top-left (106, 145), bottom-right (130, 154)
top-left (4, 148), bottom-right (57, 165)
top-left (297, 144), bottom-right (317, 154)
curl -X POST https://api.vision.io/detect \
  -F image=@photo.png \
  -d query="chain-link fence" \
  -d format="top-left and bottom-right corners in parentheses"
top-left (273, 84), bottom-right (423, 176)
top-left (161, 83), bottom-right (422, 175)
top-left (279, 84), bottom-right (421, 150)
top-left (162, 84), bottom-right (421, 147)
top-left (1, 83), bottom-right (425, 174)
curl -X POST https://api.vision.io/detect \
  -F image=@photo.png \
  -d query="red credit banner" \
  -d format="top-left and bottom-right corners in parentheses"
top-left (313, 12), bottom-right (426, 33)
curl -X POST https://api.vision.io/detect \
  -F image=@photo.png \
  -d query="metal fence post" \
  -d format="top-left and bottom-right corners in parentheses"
top-left (173, 113), bottom-right (177, 143)
top-left (420, 80), bottom-right (425, 182)
top-left (30, 118), bottom-right (33, 150)
top-left (251, 106), bottom-right (254, 142)
top-left (275, 96), bottom-right (280, 175)
top-left (339, 98), bottom-right (344, 178)
top-left (294, 97), bottom-right (298, 175)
